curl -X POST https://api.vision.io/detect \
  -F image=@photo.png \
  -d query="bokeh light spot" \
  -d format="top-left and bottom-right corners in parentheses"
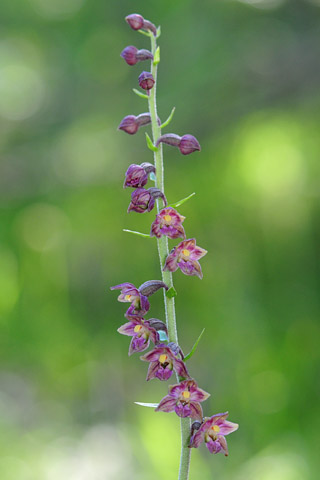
top-left (0, 64), bottom-right (45, 121)
top-left (15, 203), bottom-right (70, 252)
top-left (29, 0), bottom-right (86, 19)
top-left (236, 114), bottom-right (305, 197)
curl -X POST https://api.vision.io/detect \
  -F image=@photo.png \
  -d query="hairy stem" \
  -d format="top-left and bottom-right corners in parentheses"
top-left (148, 32), bottom-right (191, 480)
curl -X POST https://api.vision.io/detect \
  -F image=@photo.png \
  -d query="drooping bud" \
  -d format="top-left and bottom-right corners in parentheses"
top-left (179, 135), bottom-right (201, 155)
top-left (120, 46), bottom-right (153, 66)
top-left (125, 14), bottom-right (144, 31)
top-left (156, 133), bottom-right (201, 155)
top-left (123, 162), bottom-right (156, 188)
top-left (125, 13), bottom-right (157, 36)
top-left (138, 280), bottom-right (168, 296)
top-left (147, 319), bottom-right (168, 334)
top-left (138, 71), bottom-right (155, 91)
top-left (118, 113), bottom-right (152, 135)
top-left (127, 187), bottom-right (167, 214)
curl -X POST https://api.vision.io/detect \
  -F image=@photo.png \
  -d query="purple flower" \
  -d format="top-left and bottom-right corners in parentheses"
top-left (140, 344), bottom-right (190, 381)
top-left (138, 71), bottom-right (155, 91)
top-left (163, 238), bottom-right (207, 279)
top-left (110, 282), bottom-right (150, 316)
top-left (120, 46), bottom-right (153, 66)
top-left (128, 187), bottom-right (167, 214)
top-left (155, 133), bottom-right (201, 155)
top-left (118, 113), bottom-right (152, 135)
top-left (150, 207), bottom-right (186, 239)
top-left (117, 316), bottom-right (159, 355)
top-left (189, 412), bottom-right (239, 456)
top-left (155, 379), bottom-right (209, 420)
top-left (125, 13), bottom-right (157, 36)
top-left (123, 163), bottom-right (155, 188)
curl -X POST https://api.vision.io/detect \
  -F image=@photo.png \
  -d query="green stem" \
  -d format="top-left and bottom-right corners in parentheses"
top-left (148, 32), bottom-right (191, 480)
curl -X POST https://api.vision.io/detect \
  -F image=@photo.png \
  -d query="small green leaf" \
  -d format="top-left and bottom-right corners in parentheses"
top-left (149, 171), bottom-right (156, 182)
top-left (135, 402), bottom-right (159, 408)
top-left (166, 286), bottom-right (177, 299)
top-left (156, 26), bottom-right (161, 38)
top-left (169, 192), bottom-right (196, 209)
top-left (133, 88), bottom-right (148, 100)
top-left (184, 328), bottom-right (205, 362)
top-left (123, 229), bottom-right (153, 239)
top-left (138, 29), bottom-right (151, 37)
top-left (158, 330), bottom-right (168, 342)
top-left (153, 46), bottom-right (160, 65)
top-left (160, 107), bottom-right (176, 129)
top-left (145, 132), bottom-right (158, 152)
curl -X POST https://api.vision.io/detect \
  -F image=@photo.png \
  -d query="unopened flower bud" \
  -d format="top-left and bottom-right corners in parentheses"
top-left (120, 46), bottom-right (153, 66)
top-left (179, 134), bottom-right (201, 155)
top-left (118, 113), bottom-right (152, 135)
top-left (138, 71), bottom-right (155, 91)
top-left (138, 280), bottom-right (168, 296)
top-left (128, 187), bottom-right (167, 214)
top-left (156, 133), bottom-right (201, 155)
top-left (125, 13), bottom-right (157, 36)
top-left (123, 162), bottom-right (156, 188)
top-left (125, 13), bottom-right (144, 31)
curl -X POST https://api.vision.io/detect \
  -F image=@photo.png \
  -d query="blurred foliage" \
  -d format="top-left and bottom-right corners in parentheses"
top-left (0, 0), bottom-right (320, 478)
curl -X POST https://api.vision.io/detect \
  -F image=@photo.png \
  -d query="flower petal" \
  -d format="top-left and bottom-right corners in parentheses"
top-left (129, 336), bottom-right (149, 356)
top-left (189, 401), bottom-right (203, 421)
top-left (218, 435), bottom-right (229, 456)
top-left (172, 358), bottom-right (190, 379)
top-left (189, 430), bottom-right (205, 448)
top-left (145, 361), bottom-right (159, 381)
top-left (155, 396), bottom-right (176, 413)
top-left (117, 321), bottom-right (136, 336)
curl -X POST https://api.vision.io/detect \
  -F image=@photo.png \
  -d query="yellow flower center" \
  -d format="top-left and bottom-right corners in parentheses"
top-left (182, 390), bottom-right (191, 399)
top-left (125, 294), bottom-right (132, 301)
top-left (159, 354), bottom-right (167, 363)
top-left (182, 249), bottom-right (190, 257)
top-left (134, 325), bottom-right (142, 333)
top-left (163, 214), bottom-right (172, 222)
top-left (211, 425), bottom-right (220, 433)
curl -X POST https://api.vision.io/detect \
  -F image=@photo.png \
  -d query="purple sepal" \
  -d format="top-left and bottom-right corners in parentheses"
top-left (155, 396), bottom-right (176, 413)
top-left (179, 135), bottom-right (201, 155)
top-left (120, 46), bottom-right (141, 66)
top-left (118, 115), bottom-right (139, 135)
top-left (125, 14), bottom-right (144, 30)
top-left (163, 239), bottom-right (207, 279)
top-left (138, 71), bottom-right (155, 91)
top-left (123, 164), bottom-right (148, 188)
top-left (128, 188), bottom-right (166, 214)
top-left (150, 207), bottom-right (186, 240)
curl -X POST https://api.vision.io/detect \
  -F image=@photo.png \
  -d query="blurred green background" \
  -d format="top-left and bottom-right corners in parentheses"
top-left (1, 0), bottom-right (320, 478)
